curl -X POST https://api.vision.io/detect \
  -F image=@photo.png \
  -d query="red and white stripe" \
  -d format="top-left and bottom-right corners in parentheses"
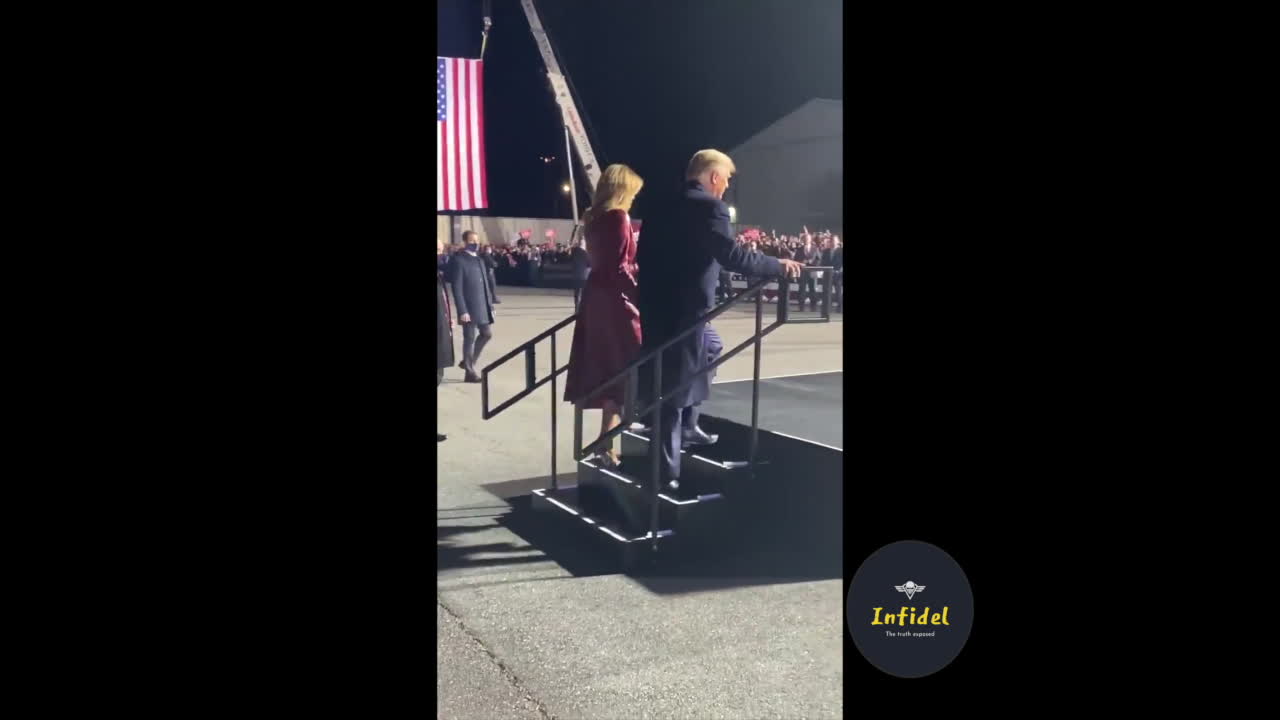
top-left (437, 57), bottom-right (487, 211)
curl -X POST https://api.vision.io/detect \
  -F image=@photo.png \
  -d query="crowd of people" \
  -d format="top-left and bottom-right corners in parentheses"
top-left (438, 226), bottom-right (844, 312)
top-left (720, 228), bottom-right (844, 310)
top-left (434, 240), bottom-right (587, 288)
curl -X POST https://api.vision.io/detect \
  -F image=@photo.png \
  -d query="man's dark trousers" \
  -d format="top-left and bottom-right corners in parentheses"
top-left (462, 322), bottom-right (492, 372)
top-left (657, 325), bottom-right (723, 487)
top-left (802, 274), bottom-right (818, 310)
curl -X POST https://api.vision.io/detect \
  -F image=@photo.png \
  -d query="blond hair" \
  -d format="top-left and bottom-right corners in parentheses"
top-left (686, 149), bottom-right (736, 180)
top-left (582, 164), bottom-right (644, 225)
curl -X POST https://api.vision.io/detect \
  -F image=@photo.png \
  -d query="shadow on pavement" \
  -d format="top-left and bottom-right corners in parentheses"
top-left (458, 475), bottom-right (842, 595)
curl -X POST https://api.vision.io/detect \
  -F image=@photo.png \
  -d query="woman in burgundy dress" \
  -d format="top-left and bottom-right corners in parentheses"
top-left (564, 164), bottom-right (644, 467)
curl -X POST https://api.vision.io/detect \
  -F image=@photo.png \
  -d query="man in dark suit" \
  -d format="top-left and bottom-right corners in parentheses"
top-left (637, 149), bottom-right (802, 492)
top-left (796, 232), bottom-right (822, 311)
top-left (830, 236), bottom-right (844, 313)
top-left (450, 231), bottom-right (497, 383)
top-left (569, 232), bottom-right (590, 310)
top-left (480, 244), bottom-right (501, 304)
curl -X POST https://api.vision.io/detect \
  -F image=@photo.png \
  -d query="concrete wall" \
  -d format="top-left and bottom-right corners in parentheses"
top-left (439, 215), bottom-right (580, 247)
top-left (437, 215), bottom-right (451, 247)
top-left (728, 135), bottom-right (843, 233)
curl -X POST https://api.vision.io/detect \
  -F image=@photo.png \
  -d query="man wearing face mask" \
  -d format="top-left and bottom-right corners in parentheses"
top-left (637, 149), bottom-right (803, 493)
top-left (450, 230), bottom-right (497, 383)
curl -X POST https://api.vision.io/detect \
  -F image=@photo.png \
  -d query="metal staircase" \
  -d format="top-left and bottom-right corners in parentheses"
top-left (481, 269), bottom-right (833, 570)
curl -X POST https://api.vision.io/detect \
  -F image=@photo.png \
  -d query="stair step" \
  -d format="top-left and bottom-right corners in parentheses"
top-left (530, 485), bottom-right (676, 570)
top-left (621, 426), bottom-right (752, 466)
top-left (619, 430), bottom-right (761, 497)
top-left (577, 457), bottom-right (728, 540)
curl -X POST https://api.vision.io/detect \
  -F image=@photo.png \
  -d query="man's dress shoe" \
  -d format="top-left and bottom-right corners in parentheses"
top-left (437, 433), bottom-right (447, 442)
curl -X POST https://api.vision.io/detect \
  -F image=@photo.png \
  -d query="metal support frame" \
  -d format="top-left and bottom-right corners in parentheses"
top-left (750, 287), bottom-right (763, 464)
top-left (550, 334), bottom-right (558, 490)
top-left (649, 353), bottom-right (663, 551)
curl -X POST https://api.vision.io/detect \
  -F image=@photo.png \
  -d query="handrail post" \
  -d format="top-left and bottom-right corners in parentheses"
top-left (750, 286), bottom-right (763, 465)
top-left (550, 333), bottom-right (558, 492)
top-left (822, 267), bottom-right (832, 320)
top-left (573, 404), bottom-right (583, 462)
top-left (525, 346), bottom-right (536, 390)
top-left (627, 368), bottom-right (639, 424)
top-left (650, 351), bottom-right (662, 552)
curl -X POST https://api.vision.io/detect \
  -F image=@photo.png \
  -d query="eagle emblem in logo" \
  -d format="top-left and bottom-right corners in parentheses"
top-left (894, 581), bottom-right (925, 600)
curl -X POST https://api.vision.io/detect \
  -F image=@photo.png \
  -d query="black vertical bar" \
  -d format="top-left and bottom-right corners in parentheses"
top-left (822, 268), bottom-right (832, 320)
top-left (750, 287), bottom-right (762, 465)
top-left (779, 280), bottom-right (790, 323)
top-left (650, 350), bottom-right (662, 552)
top-left (628, 367), bottom-right (639, 424)
top-left (550, 333), bottom-right (558, 491)
top-left (525, 346), bottom-right (536, 390)
top-left (481, 368), bottom-right (490, 419)
top-left (573, 403), bottom-right (583, 461)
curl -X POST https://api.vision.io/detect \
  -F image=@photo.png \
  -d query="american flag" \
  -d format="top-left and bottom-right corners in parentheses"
top-left (437, 57), bottom-right (487, 211)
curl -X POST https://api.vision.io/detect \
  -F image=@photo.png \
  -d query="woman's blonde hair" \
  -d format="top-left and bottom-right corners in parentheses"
top-left (582, 164), bottom-right (643, 225)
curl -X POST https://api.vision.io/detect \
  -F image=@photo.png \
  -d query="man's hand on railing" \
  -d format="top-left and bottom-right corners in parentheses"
top-left (777, 259), bottom-right (803, 280)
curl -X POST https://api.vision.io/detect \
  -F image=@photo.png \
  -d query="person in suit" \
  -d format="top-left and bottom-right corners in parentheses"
top-left (797, 232), bottom-right (822, 311)
top-left (717, 266), bottom-right (734, 303)
top-left (636, 149), bottom-right (802, 492)
top-left (437, 239), bottom-right (455, 442)
top-left (450, 231), bottom-right (496, 383)
top-left (480, 244), bottom-right (501, 304)
top-left (569, 232), bottom-right (590, 310)
top-left (830, 236), bottom-right (844, 312)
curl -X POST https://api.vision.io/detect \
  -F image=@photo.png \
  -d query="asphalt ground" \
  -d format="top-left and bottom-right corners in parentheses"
top-left (437, 285), bottom-right (844, 719)
top-left (702, 372), bottom-right (844, 449)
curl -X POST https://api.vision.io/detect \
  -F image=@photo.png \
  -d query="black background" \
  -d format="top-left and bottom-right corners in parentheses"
top-left (73, 1), bottom-right (1224, 712)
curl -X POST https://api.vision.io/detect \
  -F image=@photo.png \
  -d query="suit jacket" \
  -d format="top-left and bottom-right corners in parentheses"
top-left (831, 247), bottom-right (844, 272)
top-left (437, 268), bottom-right (455, 368)
top-left (637, 180), bottom-right (783, 408)
top-left (798, 245), bottom-right (821, 265)
top-left (570, 246), bottom-right (590, 286)
top-left (449, 252), bottom-right (496, 325)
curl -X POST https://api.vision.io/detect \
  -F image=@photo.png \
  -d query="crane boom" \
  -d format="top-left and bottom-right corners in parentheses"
top-left (519, 0), bottom-right (601, 192)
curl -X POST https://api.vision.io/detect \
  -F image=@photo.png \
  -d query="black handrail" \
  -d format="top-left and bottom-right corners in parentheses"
top-left (478, 266), bottom-right (833, 553)
top-left (480, 313), bottom-right (576, 420)
top-left (575, 267), bottom-right (832, 552)
top-left (574, 276), bottom-right (775, 460)
top-left (575, 268), bottom-right (833, 461)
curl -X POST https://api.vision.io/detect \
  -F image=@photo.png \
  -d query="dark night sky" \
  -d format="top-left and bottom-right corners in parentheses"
top-left (437, 0), bottom-right (842, 220)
